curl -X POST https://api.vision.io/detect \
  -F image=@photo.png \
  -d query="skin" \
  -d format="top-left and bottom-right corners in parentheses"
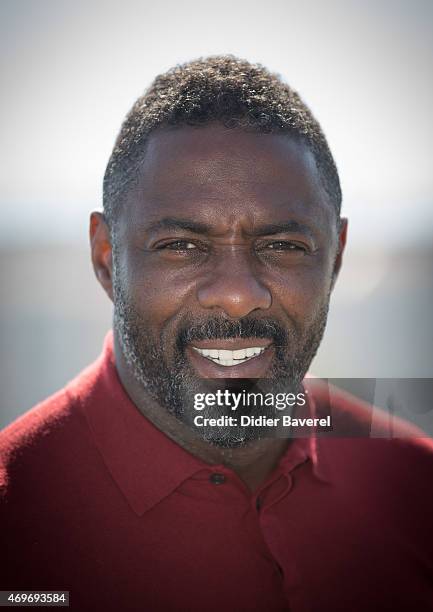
top-left (90, 124), bottom-right (348, 491)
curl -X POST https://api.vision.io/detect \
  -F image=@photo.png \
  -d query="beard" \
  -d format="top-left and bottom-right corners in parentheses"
top-left (113, 266), bottom-right (331, 448)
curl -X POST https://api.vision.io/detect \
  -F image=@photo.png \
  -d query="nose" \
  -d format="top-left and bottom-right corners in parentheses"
top-left (196, 248), bottom-right (272, 318)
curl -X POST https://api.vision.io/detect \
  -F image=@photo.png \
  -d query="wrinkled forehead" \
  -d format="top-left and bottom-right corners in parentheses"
top-left (121, 124), bottom-right (336, 234)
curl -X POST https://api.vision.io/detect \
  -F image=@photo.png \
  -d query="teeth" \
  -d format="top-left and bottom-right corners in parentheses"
top-left (192, 346), bottom-right (267, 366)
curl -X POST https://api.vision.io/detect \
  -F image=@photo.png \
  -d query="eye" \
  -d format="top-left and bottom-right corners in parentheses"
top-left (158, 240), bottom-right (198, 252)
top-left (258, 241), bottom-right (307, 253)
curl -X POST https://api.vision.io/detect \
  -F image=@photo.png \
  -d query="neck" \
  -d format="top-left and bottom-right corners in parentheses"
top-left (114, 339), bottom-right (289, 492)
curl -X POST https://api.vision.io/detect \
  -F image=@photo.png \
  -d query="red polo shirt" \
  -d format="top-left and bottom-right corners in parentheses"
top-left (1, 333), bottom-right (433, 611)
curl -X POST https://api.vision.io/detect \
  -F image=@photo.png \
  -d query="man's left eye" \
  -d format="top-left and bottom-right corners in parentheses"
top-left (261, 241), bottom-right (306, 252)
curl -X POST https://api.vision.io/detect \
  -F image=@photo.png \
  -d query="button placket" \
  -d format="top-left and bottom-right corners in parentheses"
top-left (265, 474), bottom-right (293, 511)
top-left (253, 473), bottom-right (294, 516)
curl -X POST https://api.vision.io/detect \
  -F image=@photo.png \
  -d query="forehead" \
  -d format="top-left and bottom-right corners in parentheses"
top-left (123, 124), bottom-right (335, 232)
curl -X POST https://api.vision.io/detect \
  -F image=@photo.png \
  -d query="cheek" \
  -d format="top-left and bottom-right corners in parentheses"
top-left (268, 264), bottom-right (333, 321)
top-left (121, 248), bottom-right (197, 328)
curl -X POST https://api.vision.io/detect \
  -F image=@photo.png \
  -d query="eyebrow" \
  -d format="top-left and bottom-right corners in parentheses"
top-left (144, 217), bottom-right (315, 237)
top-left (145, 217), bottom-right (212, 235)
top-left (248, 221), bottom-right (314, 237)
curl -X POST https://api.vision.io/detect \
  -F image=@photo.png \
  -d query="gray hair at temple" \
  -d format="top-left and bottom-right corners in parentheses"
top-left (103, 55), bottom-right (342, 233)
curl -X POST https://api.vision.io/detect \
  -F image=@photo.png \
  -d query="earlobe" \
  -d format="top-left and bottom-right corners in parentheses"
top-left (89, 211), bottom-right (114, 302)
top-left (331, 217), bottom-right (348, 289)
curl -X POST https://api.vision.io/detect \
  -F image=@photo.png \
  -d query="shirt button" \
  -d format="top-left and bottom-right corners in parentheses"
top-left (209, 473), bottom-right (226, 485)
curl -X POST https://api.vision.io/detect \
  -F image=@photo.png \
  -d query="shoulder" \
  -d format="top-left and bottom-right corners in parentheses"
top-left (0, 387), bottom-right (72, 492)
top-left (0, 361), bottom-right (101, 502)
top-left (305, 379), bottom-right (433, 501)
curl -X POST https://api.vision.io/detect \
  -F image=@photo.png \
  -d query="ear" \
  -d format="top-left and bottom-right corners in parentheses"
top-left (331, 217), bottom-right (348, 290)
top-left (89, 211), bottom-right (114, 302)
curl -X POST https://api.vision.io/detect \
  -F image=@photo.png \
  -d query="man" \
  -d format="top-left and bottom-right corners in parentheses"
top-left (1, 56), bottom-right (432, 611)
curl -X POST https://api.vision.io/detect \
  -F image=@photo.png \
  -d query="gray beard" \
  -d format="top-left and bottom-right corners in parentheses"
top-left (112, 262), bottom-right (330, 448)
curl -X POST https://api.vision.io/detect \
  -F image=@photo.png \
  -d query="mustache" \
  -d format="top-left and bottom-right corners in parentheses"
top-left (176, 316), bottom-right (288, 349)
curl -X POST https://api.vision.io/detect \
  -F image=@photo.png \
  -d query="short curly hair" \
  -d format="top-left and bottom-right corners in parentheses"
top-left (103, 55), bottom-right (342, 229)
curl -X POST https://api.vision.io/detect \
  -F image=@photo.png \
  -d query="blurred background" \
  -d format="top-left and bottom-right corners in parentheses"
top-left (1, 0), bottom-right (432, 429)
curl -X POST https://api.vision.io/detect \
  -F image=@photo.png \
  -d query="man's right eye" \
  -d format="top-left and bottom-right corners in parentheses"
top-left (158, 240), bottom-right (198, 251)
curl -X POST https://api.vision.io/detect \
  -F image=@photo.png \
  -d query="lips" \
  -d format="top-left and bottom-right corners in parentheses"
top-left (186, 337), bottom-right (274, 378)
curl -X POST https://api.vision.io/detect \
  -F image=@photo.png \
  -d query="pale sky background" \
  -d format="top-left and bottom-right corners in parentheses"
top-left (1, 0), bottom-right (433, 429)
top-left (1, 0), bottom-right (433, 247)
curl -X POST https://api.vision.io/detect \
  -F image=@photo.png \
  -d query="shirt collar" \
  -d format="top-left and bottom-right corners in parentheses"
top-left (75, 332), bottom-right (330, 515)
top-left (276, 382), bottom-right (332, 484)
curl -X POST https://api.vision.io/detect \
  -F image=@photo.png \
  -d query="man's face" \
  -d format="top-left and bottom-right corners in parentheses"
top-left (109, 124), bottom-right (345, 446)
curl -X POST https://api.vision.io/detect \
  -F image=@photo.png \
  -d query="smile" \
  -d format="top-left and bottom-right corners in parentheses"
top-left (191, 346), bottom-right (267, 367)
